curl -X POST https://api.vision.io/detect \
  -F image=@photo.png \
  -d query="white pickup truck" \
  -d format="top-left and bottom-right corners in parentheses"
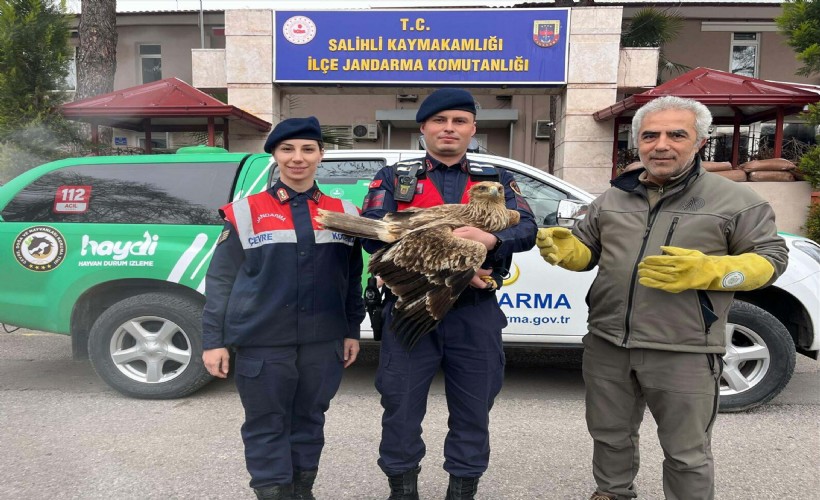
top-left (318, 149), bottom-right (820, 412)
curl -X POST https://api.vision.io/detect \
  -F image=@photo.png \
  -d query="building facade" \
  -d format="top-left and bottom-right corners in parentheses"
top-left (67, 1), bottom-right (818, 207)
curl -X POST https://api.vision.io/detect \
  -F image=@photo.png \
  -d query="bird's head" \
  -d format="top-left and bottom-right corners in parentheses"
top-left (468, 181), bottom-right (505, 204)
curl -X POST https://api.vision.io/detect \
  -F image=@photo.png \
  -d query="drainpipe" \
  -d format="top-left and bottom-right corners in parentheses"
top-left (199, 0), bottom-right (205, 48)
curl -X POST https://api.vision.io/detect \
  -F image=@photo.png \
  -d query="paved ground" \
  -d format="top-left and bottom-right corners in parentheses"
top-left (0, 329), bottom-right (818, 499)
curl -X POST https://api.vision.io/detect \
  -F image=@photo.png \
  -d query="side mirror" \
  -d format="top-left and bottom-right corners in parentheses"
top-left (556, 199), bottom-right (588, 228)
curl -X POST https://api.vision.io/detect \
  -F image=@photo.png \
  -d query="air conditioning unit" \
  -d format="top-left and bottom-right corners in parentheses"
top-left (352, 123), bottom-right (378, 140)
top-left (535, 120), bottom-right (552, 140)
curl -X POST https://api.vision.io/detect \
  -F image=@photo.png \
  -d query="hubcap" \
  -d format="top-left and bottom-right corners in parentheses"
top-left (109, 316), bottom-right (192, 383)
top-left (721, 322), bottom-right (771, 396)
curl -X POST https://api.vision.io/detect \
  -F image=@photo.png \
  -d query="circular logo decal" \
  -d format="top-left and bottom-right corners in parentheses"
top-left (330, 188), bottom-right (345, 198)
top-left (722, 271), bottom-right (745, 288)
top-left (14, 226), bottom-right (67, 272)
top-left (282, 16), bottom-right (317, 45)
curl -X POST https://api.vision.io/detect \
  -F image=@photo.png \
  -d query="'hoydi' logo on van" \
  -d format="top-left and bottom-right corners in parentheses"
top-left (81, 232), bottom-right (159, 260)
top-left (14, 226), bottom-right (67, 271)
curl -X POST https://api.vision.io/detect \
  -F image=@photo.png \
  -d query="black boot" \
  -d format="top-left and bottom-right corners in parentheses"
top-left (254, 483), bottom-right (292, 500)
top-left (292, 469), bottom-right (317, 500)
top-left (387, 466), bottom-right (421, 500)
top-left (444, 475), bottom-right (479, 500)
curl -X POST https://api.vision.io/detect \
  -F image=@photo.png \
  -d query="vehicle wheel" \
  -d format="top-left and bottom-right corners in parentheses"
top-left (88, 292), bottom-right (213, 399)
top-left (719, 300), bottom-right (796, 413)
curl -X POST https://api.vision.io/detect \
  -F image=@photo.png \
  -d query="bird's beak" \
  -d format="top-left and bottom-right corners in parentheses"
top-left (490, 185), bottom-right (500, 196)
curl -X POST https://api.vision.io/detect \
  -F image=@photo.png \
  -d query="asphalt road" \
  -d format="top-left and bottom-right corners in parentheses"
top-left (1, 329), bottom-right (818, 499)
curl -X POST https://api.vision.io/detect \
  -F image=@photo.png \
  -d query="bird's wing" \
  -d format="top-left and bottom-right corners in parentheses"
top-left (383, 204), bottom-right (464, 229)
top-left (370, 225), bottom-right (487, 350)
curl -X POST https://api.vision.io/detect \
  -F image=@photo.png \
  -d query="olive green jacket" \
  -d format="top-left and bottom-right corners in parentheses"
top-left (573, 158), bottom-right (788, 354)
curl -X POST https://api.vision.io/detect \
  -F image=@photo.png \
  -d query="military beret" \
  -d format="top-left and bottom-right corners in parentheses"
top-left (263, 116), bottom-right (323, 153)
top-left (416, 88), bottom-right (477, 123)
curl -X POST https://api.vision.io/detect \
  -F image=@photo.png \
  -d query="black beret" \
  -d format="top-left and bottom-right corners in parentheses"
top-left (263, 116), bottom-right (323, 153)
top-left (416, 88), bottom-right (477, 123)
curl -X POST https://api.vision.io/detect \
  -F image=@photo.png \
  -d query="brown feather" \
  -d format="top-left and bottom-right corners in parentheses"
top-left (317, 181), bottom-right (519, 350)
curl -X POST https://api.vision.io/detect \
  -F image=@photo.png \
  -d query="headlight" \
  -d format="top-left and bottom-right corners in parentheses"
top-left (793, 239), bottom-right (820, 265)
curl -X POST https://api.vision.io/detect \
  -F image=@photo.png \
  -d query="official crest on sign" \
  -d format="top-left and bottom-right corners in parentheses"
top-left (533, 21), bottom-right (560, 48)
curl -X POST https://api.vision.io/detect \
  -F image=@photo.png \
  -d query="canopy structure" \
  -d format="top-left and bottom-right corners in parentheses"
top-left (61, 77), bottom-right (271, 153)
top-left (593, 67), bottom-right (820, 176)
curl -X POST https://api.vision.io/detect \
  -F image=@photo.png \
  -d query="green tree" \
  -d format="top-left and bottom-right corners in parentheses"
top-left (777, 1), bottom-right (820, 239)
top-left (620, 7), bottom-right (689, 82)
top-left (776, 0), bottom-right (820, 77)
top-left (0, 0), bottom-right (71, 133)
top-left (776, 0), bottom-right (820, 190)
top-left (0, 0), bottom-right (80, 183)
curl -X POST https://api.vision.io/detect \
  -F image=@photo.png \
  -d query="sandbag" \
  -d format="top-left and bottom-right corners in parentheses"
top-left (739, 158), bottom-right (796, 172)
top-left (713, 170), bottom-right (747, 182)
top-left (748, 170), bottom-right (795, 182)
top-left (701, 161), bottom-right (733, 172)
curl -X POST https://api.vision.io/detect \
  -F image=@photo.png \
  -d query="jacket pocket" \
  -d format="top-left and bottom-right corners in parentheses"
top-left (235, 355), bottom-right (264, 378)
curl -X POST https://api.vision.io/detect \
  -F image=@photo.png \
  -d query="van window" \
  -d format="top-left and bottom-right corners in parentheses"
top-left (1, 162), bottom-right (238, 225)
top-left (511, 173), bottom-right (571, 226)
top-left (316, 159), bottom-right (386, 184)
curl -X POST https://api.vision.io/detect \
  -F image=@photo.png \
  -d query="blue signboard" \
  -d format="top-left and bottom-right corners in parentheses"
top-left (274, 9), bottom-right (570, 85)
top-left (114, 137), bottom-right (127, 146)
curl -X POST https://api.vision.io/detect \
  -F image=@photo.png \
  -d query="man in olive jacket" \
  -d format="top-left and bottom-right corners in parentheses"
top-left (537, 96), bottom-right (788, 500)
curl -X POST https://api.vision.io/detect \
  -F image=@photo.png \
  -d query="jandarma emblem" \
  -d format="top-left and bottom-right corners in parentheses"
top-left (14, 226), bottom-right (67, 271)
top-left (533, 21), bottom-right (560, 48)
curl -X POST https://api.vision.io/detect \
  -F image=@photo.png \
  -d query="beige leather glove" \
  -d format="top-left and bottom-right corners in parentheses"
top-left (638, 246), bottom-right (775, 293)
top-left (536, 227), bottom-right (591, 272)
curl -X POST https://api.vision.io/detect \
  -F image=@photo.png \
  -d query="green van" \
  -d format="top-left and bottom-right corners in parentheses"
top-left (1, 149), bottom-right (817, 412)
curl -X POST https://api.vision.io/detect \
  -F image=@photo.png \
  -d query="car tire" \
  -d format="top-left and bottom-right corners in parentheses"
top-left (88, 292), bottom-right (213, 399)
top-left (718, 300), bottom-right (796, 413)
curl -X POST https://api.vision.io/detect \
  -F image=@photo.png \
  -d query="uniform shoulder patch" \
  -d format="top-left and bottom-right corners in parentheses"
top-left (369, 179), bottom-right (383, 189)
top-left (363, 190), bottom-right (386, 211)
top-left (217, 229), bottom-right (231, 245)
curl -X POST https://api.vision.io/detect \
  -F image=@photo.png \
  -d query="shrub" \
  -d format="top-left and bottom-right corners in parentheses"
top-left (805, 202), bottom-right (820, 244)
top-left (798, 145), bottom-right (820, 189)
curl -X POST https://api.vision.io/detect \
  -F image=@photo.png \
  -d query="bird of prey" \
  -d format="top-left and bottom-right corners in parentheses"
top-left (316, 181), bottom-right (520, 349)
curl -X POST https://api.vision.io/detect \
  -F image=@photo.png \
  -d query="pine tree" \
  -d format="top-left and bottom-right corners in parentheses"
top-left (0, 0), bottom-right (72, 136)
top-left (0, 0), bottom-right (80, 183)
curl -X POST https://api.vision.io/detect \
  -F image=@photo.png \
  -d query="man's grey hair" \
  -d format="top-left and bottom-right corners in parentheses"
top-left (632, 96), bottom-right (713, 142)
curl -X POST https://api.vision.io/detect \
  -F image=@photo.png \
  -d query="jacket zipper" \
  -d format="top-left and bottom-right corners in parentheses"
top-left (664, 216), bottom-right (679, 246)
top-left (622, 199), bottom-right (665, 347)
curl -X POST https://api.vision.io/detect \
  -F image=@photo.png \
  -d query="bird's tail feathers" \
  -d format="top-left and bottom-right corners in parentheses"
top-left (316, 209), bottom-right (399, 242)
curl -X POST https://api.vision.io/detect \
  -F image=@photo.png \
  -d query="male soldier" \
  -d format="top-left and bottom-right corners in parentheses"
top-left (536, 96), bottom-right (788, 500)
top-left (361, 88), bottom-right (537, 499)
